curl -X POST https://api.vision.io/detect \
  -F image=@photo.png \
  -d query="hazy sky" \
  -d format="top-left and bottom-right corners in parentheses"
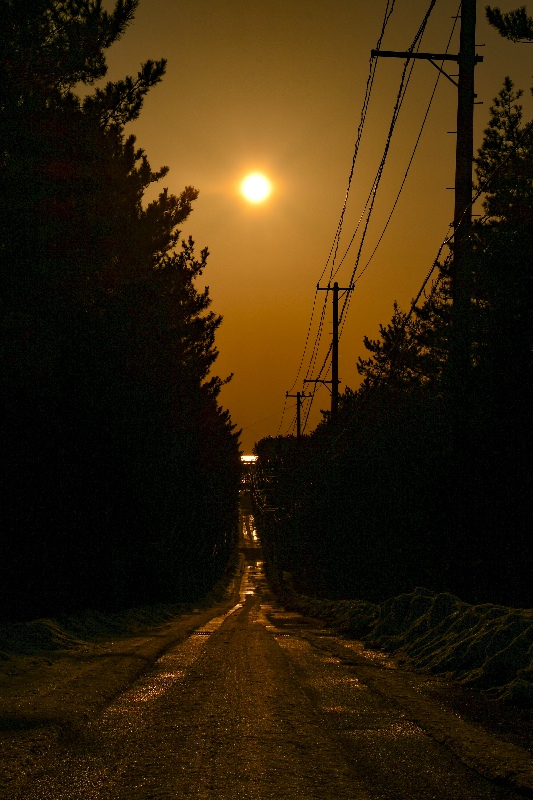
top-left (100, 0), bottom-right (533, 452)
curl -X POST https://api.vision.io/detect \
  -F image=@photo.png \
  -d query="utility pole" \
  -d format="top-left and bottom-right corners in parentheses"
top-left (307, 281), bottom-right (353, 424)
top-left (286, 390), bottom-right (311, 441)
top-left (372, 0), bottom-right (482, 391)
top-left (332, 282), bottom-right (340, 421)
top-left (452, 0), bottom-right (477, 392)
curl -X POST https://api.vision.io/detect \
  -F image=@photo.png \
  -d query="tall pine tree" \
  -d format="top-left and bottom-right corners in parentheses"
top-left (0, 0), bottom-right (241, 618)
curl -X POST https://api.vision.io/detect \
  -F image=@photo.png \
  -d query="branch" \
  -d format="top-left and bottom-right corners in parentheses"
top-left (486, 5), bottom-right (533, 42)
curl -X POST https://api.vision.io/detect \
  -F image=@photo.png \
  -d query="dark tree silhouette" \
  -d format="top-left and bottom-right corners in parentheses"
top-left (0, 0), bottom-right (241, 619)
top-left (486, 4), bottom-right (533, 42)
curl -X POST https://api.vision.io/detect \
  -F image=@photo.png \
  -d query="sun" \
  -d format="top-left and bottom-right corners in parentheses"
top-left (241, 173), bottom-right (271, 203)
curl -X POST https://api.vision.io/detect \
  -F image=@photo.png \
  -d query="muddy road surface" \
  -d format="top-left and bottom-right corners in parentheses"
top-left (6, 518), bottom-right (533, 799)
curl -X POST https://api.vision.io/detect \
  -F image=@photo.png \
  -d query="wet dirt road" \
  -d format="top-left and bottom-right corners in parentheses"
top-left (16, 521), bottom-right (532, 799)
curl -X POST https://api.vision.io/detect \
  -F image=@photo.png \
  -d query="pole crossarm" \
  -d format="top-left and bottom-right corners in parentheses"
top-left (370, 49), bottom-right (483, 63)
top-left (317, 284), bottom-right (354, 292)
top-left (303, 378), bottom-right (334, 395)
top-left (285, 391), bottom-right (312, 441)
top-left (371, 49), bottom-right (482, 97)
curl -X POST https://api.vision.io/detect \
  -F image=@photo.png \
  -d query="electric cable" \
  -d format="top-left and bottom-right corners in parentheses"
top-left (305, 294), bottom-right (329, 381)
top-left (323, 0), bottom-right (398, 286)
top-left (286, 409), bottom-right (298, 437)
top-left (329, 109), bottom-right (533, 451)
top-left (337, 18), bottom-right (461, 341)
top-left (280, 0), bottom-right (533, 443)
top-left (340, 0), bottom-right (438, 284)
top-left (285, 0), bottom-right (398, 415)
top-left (336, 3), bottom-right (461, 295)
top-left (302, 382), bottom-right (319, 433)
top-left (285, 288), bottom-right (320, 394)
top-left (243, 404), bottom-right (297, 432)
top-left (302, 339), bottom-right (334, 433)
top-left (329, 245), bottom-right (452, 457)
top-left (374, 130), bottom-right (529, 385)
top-left (275, 393), bottom-right (289, 436)
top-left (336, 0), bottom-right (440, 338)
top-left (302, 0), bottom-right (439, 429)
top-left (304, 6), bottom-right (533, 450)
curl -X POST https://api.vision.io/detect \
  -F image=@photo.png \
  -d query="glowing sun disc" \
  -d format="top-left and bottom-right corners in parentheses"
top-left (241, 173), bottom-right (271, 203)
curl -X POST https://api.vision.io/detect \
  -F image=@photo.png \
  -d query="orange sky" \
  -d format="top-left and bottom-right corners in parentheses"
top-left (99, 0), bottom-right (533, 452)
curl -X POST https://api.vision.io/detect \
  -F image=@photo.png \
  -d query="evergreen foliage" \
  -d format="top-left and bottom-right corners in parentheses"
top-left (253, 77), bottom-right (533, 610)
top-left (0, 0), bottom-right (241, 620)
top-left (471, 78), bottom-right (533, 401)
top-left (486, 4), bottom-right (533, 42)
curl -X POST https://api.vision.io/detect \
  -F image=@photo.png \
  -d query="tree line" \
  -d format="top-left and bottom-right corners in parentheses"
top-left (252, 7), bottom-right (533, 610)
top-left (0, 0), bottom-right (241, 620)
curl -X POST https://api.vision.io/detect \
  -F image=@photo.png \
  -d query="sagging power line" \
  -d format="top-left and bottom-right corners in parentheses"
top-left (278, 0), bottom-right (485, 445)
top-left (373, 0), bottom-right (482, 389)
top-left (298, 0), bottom-right (441, 430)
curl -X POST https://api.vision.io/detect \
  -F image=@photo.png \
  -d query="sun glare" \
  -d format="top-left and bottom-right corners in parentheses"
top-left (241, 173), bottom-right (271, 203)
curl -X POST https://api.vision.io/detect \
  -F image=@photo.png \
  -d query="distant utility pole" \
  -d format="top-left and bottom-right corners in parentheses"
top-left (286, 391), bottom-right (312, 441)
top-left (305, 281), bottom-right (353, 424)
top-left (372, 0), bottom-right (482, 391)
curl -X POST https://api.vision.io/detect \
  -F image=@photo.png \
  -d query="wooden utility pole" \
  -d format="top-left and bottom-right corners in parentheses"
top-left (286, 391), bottom-right (311, 441)
top-left (307, 281), bottom-right (353, 424)
top-left (372, 0), bottom-right (482, 390)
top-left (451, 0), bottom-right (478, 391)
top-left (332, 282), bottom-right (340, 421)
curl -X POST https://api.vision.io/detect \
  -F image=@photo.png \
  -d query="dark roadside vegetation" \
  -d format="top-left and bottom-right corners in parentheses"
top-left (251, 63), bottom-right (533, 610)
top-left (0, 0), bottom-right (241, 623)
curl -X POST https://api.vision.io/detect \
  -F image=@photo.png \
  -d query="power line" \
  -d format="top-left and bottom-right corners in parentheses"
top-left (285, 0), bottom-right (398, 410)
top-left (305, 294), bottom-right (329, 380)
top-left (302, 0), bottom-right (439, 427)
top-left (337, 0), bottom-right (440, 333)
top-left (328, 110), bottom-right (533, 451)
top-left (349, 97), bottom-right (533, 405)
top-left (243, 404), bottom-right (297, 432)
top-left (323, 0), bottom-right (398, 286)
top-left (284, 0), bottom-right (522, 442)
top-left (302, 339), bottom-right (333, 432)
top-left (337, 4), bottom-right (461, 340)
top-left (280, 290), bottom-right (328, 434)
top-left (285, 409), bottom-right (298, 436)
top-left (339, 4), bottom-right (461, 291)
top-left (303, 3), bottom-right (533, 448)
top-left (302, 380), bottom-right (320, 433)
top-left (285, 288), bottom-right (320, 394)
top-left (276, 393), bottom-right (289, 435)
top-left (329, 249), bottom-right (451, 457)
